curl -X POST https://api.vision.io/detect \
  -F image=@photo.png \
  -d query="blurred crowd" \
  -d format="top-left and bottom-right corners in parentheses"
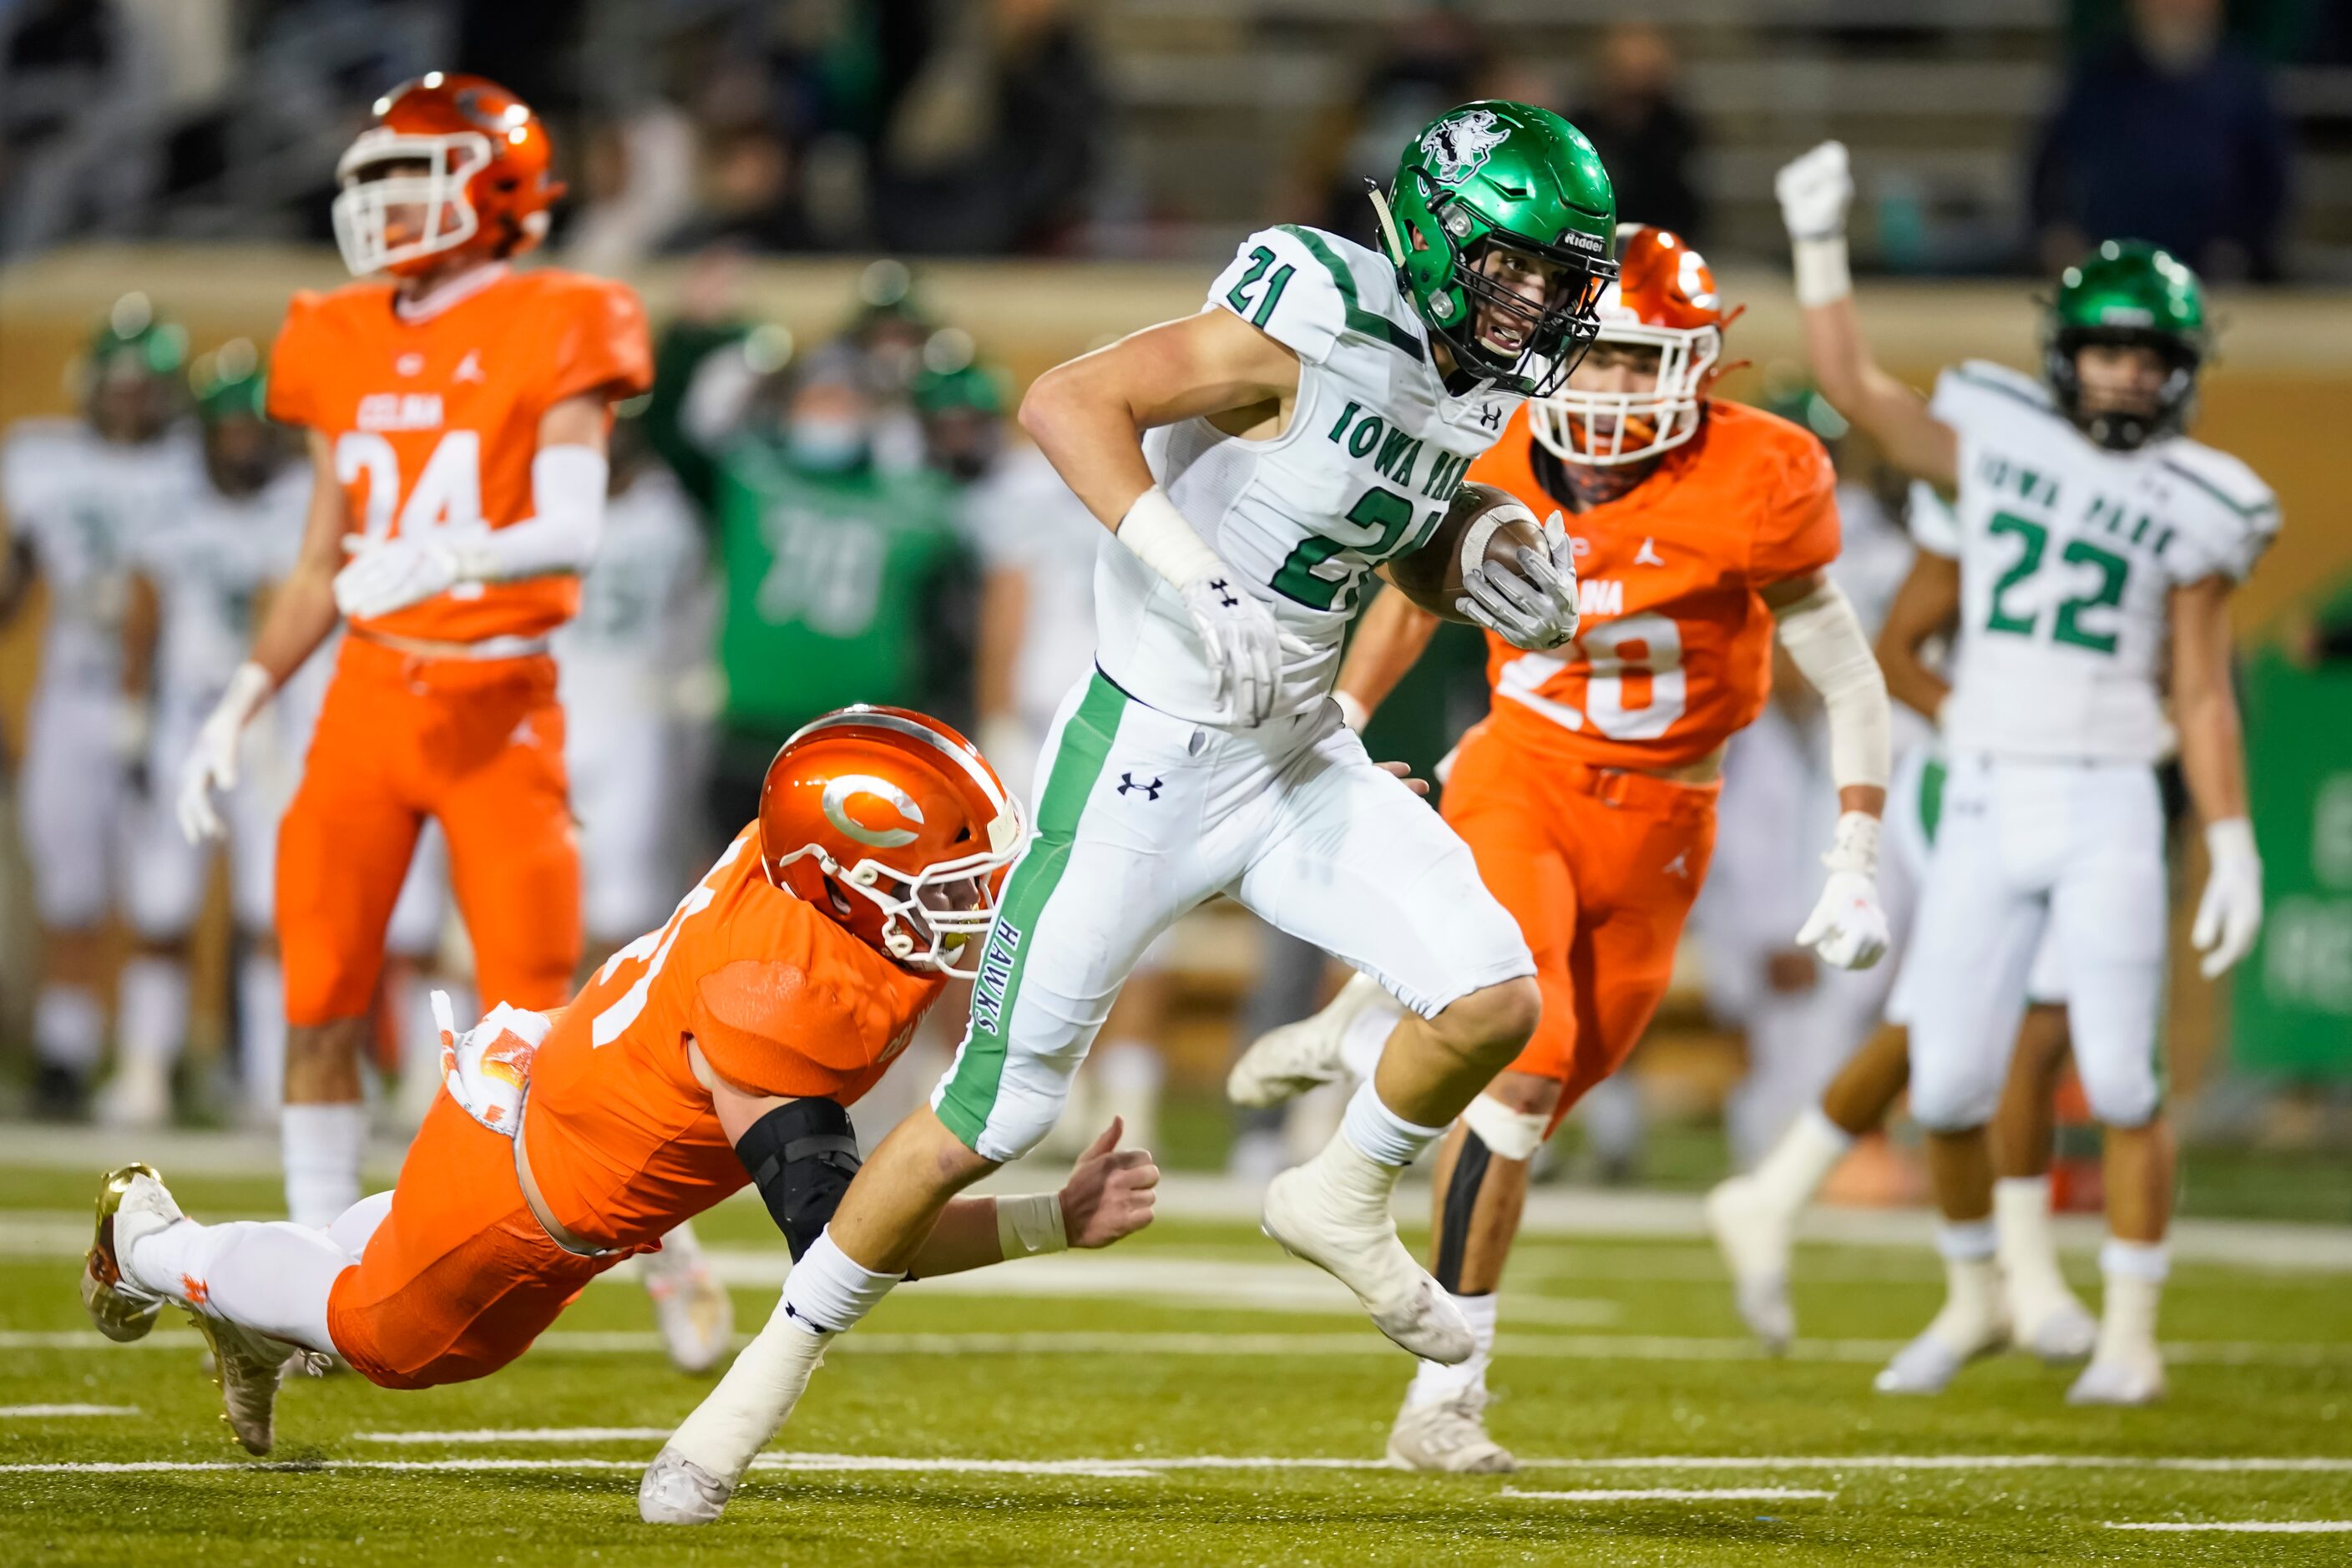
top-left (3, 0), bottom-right (2345, 277)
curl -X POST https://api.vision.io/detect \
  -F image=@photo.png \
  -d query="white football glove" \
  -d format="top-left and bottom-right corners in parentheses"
top-left (1459, 511), bottom-right (1580, 651)
top-left (176, 663), bottom-right (272, 844)
top-left (2192, 818), bottom-right (2263, 979)
top-left (1775, 140), bottom-right (1854, 243)
top-left (335, 532), bottom-right (463, 620)
top-left (1179, 566), bottom-right (1301, 726)
top-left (434, 990), bottom-right (551, 1136)
top-left (1795, 811), bottom-right (1890, 970)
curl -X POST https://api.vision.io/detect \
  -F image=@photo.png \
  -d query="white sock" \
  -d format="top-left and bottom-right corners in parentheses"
top-left (126, 1216), bottom-right (351, 1355)
top-left (116, 956), bottom-right (190, 1073)
top-left (1933, 1253), bottom-right (2003, 1346)
top-left (236, 952), bottom-right (286, 1118)
top-left (33, 984), bottom-right (104, 1074)
top-left (2096, 1238), bottom-right (2167, 1360)
top-left (1935, 1218), bottom-right (1996, 1262)
top-left (1339, 1080), bottom-right (1445, 1168)
top-left (281, 1102), bottom-right (367, 1229)
top-left (779, 1231), bottom-right (903, 1336)
top-left (1408, 1290), bottom-right (1499, 1406)
top-left (1994, 1176), bottom-right (2071, 1305)
top-left (1338, 989), bottom-right (1403, 1082)
top-left (1750, 1105), bottom-right (1853, 1208)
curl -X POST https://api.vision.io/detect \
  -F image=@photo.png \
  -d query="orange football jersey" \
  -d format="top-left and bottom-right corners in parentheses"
top-left (519, 827), bottom-right (946, 1250)
top-left (1469, 399), bottom-right (1839, 770)
top-left (267, 265), bottom-right (652, 645)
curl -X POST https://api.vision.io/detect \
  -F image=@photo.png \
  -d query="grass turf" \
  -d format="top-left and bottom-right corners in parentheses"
top-left (3, 1166), bottom-right (2349, 1565)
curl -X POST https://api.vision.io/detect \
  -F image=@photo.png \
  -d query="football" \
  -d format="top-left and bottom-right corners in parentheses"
top-left (1382, 480), bottom-right (1550, 621)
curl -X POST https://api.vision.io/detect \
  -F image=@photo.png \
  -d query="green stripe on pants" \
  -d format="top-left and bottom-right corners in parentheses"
top-left (935, 673), bottom-right (1127, 1150)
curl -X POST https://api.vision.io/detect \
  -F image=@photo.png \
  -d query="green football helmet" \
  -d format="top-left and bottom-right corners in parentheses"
top-left (194, 338), bottom-right (267, 426)
top-left (2044, 239), bottom-right (2208, 451)
top-left (83, 293), bottom-right (188, 441)
top-left (1379, 100), bottom-right (1618, 397)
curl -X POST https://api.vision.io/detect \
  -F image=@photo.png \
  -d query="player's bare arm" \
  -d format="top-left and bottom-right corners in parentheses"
top-left (1336, 583), bottom-right (1444, 729)
top-left (2170, 574), bottom-right (2262, 978)
top-left (1776, 143), bottom-right (1960, 490)
top-left (1874, 547), bottom-right (1961, 721)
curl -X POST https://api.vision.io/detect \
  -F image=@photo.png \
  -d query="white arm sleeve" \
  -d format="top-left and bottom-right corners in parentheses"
top-left (1772, 579), bottom-right (1890, 792)
top-left (449, 444), bottom-right (608, 584)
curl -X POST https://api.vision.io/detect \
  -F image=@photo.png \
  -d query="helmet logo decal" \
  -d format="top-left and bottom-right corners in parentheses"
top-left (822, 775), bottom-right (927, 848)
top-left (1420, 109), bottom-right (1508, 188)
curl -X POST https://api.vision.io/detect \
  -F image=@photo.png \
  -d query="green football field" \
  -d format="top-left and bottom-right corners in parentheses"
top-left (3, 1162), bottom-right (2349, 1565)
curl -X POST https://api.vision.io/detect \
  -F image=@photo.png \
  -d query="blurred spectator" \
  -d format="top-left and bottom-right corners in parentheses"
top-left (2031, 0), bottom-right (2293, 281)
top-left (1, 0), bottom-right (164, 255)
top-left (1286, 6), bottom-right (1492, 239)
top-left (669, 119), bottom-right (817, 254)
top-left (872, 0), bottom-right (1105, 254)
top-left (1569, 24), bottom-right (1705, 244)
top-left (564, 102), bottom-right (699, 272)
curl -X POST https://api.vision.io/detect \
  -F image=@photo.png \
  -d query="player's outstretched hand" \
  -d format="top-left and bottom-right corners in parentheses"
top-left (1460, 512), bottom-right (1580, 651)
top-left (175, 662), bottom-right (272, 844)
top-left (1776, 141), bottom-right (1853, 243)
top-left (1059, 1117), bottom-right (1160, 1250)
top-left (1797, 868), bottom-right (1890, 970)
top-left (1179, 568), bottom-right (1308, 726)
top-left (1375, 759), bottom-right (1431, 798)
top-left (335, 532), bottom-right (462, 620)
top-left (2193, 819), bottom-right (2263, 979)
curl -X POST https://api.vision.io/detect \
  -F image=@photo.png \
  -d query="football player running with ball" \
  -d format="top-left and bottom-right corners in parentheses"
top-left (640, 103), bottom-right (1616, 1522)
top-left (1230, 225), bottom-right (1897, 1472)
top-left (1778, 142), bottom-right (2274, 1405)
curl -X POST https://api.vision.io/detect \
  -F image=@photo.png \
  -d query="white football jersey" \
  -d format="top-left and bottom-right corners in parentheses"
top-left (959, 443), bottom-right (1103, 731)
top-left (129, 466), bottom-right (310, 701)
top-left (2, 418), bottom-right (203, 685)
top-left (1096, 225), bottom-right (1519, 725)
top-left (1926, 361), bottom-right (2278, 764)
top-left (553, 465), bottom-right (706, 705)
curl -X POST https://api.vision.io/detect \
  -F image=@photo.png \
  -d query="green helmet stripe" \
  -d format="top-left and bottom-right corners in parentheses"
top-left (1275, 225), bottom-right (1426, 362)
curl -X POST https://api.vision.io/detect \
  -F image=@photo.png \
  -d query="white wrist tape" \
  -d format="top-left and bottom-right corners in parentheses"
top-left (1773, 579), bottom-right (1889, 792)
top-left (1333, 690), bottom-right (1370, 732)
top-left (1793, 235), bottom-right (1854, 308)
top-left (451, 444), bottom-right (609, 583)
top-left (1116, 485), bottom-right (1223, 589)
top-left (1822, 810), bottom-right (1883, 880)
top-left (2205, 816), bottom-right (2258, 869)
top-left (995, 1193), bottom-right (1068, 1258)
top-left (218, 661), bottom-right (276, 730)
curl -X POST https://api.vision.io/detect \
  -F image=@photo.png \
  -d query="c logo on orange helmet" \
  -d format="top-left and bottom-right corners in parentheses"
top-left (821, 775), bottom-right (927, 849)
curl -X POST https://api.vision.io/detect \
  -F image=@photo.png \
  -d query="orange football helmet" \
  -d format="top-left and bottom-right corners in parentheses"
top-left (331, 72), bottom-right (562, 280)
top-left (759, 706), bottom-right (1027, 978)
top-left (1532, 225), bottom-right (1730, 467)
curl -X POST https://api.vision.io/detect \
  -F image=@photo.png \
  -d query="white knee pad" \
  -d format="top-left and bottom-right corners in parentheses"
top-left (1461, 1093), bottom-right (1548, 1161)
top-left (2075, 1050), bottom-right (2161, 1130)
top-left (1906, 1045), bottom-right (2001, 1134)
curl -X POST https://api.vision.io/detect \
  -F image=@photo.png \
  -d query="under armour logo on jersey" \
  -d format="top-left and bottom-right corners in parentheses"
top-left (1479, 404), bottom-right (1504, 430)
top-left (1662, 850), bottom-right (1691, 879)
top-left (1209, 578), bottom-right (1238, 609)
top-left (1117, 773), bottom-right (1164, 801)
top-left (396, 352), bottom-right (425, 377)
top-left (1635, 537), bottom-right (1665, 566)
top-left (454, 349), bottom-right (486, 383)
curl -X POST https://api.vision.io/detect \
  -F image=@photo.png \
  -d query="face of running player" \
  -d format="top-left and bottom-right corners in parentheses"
top-left (2071, 341), bottom-right (2169, 424)
top-left (203, 412), bottom-right (284, 497)
top-left (1466, 242), bottom-right (1584, 362)
top-left (1564, 341), bottom-right (1664, 442)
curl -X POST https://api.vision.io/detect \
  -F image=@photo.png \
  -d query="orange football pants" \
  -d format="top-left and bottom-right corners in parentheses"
top-left (326, 1091), bottom-right (616, 1389)
top-left (1441, 726), bottom-right (1718, 1136)
top-left (276, 635), bottom-right (581, 1025)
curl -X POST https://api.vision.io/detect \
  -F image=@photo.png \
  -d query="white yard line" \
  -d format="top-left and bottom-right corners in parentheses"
top-left (1505, 1487), bottom-right (1837, 1502)
top-left (0, 1404), bottom-right (138, 1417)
top-left (2107, 1520), bottom-right (2352, 1533)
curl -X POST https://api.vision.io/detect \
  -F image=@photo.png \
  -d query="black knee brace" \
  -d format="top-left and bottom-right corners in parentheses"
top-left (732, 1098), bottom-right (862, 1260)
top-left (1434, 1130), bottom-right (1494, 1294)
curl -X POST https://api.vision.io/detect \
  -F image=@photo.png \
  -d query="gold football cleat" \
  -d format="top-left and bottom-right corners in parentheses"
top-left (80, 1163), bottom-right (166, 1343)
top-left (189, 1311), bottom-right (296, 1455)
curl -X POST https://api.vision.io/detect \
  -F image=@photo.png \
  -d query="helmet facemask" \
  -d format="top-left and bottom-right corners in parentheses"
top-left (2046, 327), bottom-right (2201, 452)
top-left (331, 129), bottom-right (493, 278)
top-left (1419, 203), bottom-right (1616, 397)
top-left (1533, 321), bottom-right (1720, 467)
top-left (768, 797), bottom-right (1027, 979)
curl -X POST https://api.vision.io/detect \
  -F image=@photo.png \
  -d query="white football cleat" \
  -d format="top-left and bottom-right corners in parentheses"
top-left (2066, 1350), bottom-right (2166, 1407)
top-left (1227, 973), bottom-right (1385, 1109)
top-left (2012, 1292), bottom-right (2099, 1364)
top-left (645, 1225), bottom-right (733, 1375)
top-left (1704, 1173), bottom-right (1795, 1353)
top-left (1874, 1296), bottom-right (2008, 1396)
top-left (1262, 1141), bottom-right (1471, 1364)
top-left (80, 1164), bottom-right (175, 1343)
top-left (1388, 1389), bottom-right (1515, 1474)
top-left (639, 1447), bottom-right (735, 1525)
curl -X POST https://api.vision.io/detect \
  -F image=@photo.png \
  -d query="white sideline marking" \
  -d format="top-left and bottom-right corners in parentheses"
top-left (0, 1404), bottom-right (138, 1417)
top-left (10, 1326), bottom-right (2351, 1368)
top-left (1505, 1487), bottom-right (1836, 1503)
top-left (2107, 1521), bottom-right (2352, 1533)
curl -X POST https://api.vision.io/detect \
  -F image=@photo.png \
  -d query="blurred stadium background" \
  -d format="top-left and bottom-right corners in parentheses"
top-left (3, 0), bottom-right (2351, 1221)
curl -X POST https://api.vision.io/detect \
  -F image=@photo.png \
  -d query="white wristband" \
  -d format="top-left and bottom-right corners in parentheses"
top-left (219, 661), bottom-right (276, 729)
top-left (995, 1193), bottom-right (1068, 1259)
top-left (2205, 817), bottom-right (2258, 869)
top-left (1821, 810), bottom-right (1882, 880)
top-left (1333, 690), bottom-right (1369, 732)
top-left (1793, 235), bottom-right (1854, 308)
top-left (1116, 485), bottom-right (1223, 589)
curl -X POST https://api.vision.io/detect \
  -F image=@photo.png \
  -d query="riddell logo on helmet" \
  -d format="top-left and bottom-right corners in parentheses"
top-left (821, 775), bottom-right (926, 848)
top-left (1557, 229), bottom-right (1607, 255)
